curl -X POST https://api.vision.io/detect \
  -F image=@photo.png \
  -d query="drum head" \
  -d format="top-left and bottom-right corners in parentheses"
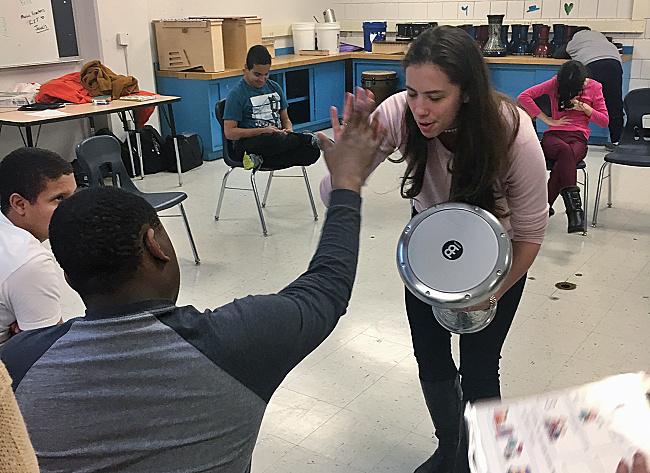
top-left (397, 202), bottom-right (512, 309)
top-left (360, 70), bottom-right (398, 80)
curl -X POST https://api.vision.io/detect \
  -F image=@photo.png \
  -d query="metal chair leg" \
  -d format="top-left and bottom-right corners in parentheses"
top-left (262, 171), bottom-right (274, 208)
top-left (178, 203), bottom-right (200, 264)
top-left (301, 166), bottom-right (318, 220)
top-left (250, 170), bottom-right (268, 235)
top-left (581, 167), bottom-right (588, 235)
top-left (592, 161), bottom-right (609, 227)
top-left (606, 162), bottom-right (613, 207)
top-left (215, 167), bottom-right (233, 221)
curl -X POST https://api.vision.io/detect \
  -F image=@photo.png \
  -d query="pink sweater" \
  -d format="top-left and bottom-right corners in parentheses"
top-left (517, 77), bottom-right (608, 140)
top-left (320, 91), bottom-right (549, 245)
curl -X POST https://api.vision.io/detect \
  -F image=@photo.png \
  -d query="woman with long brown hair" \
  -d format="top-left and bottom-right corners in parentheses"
top-left (320, 26), bottom-right (548, 473)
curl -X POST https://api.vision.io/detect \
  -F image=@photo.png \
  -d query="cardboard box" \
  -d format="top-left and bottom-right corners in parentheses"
top-left (153, 19), bottom-right (225, 72)
top-left (222, 17), bottom-right (263, 69)
top-left (372, 40), bottom-right (411, 55)
top-left (262, 39), bottom-right (275, 58)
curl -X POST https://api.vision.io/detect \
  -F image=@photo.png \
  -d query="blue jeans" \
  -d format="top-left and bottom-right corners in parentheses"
top-left (405, 274), bottom-right (526, 403)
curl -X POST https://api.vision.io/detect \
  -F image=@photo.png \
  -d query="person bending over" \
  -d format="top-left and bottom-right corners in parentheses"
top-left (0, 148), bottom-right (76, 350)
top-left (321, 26), bottom-right (548, 473)
top-left (566, 27), bottom-right (624, 150)
top-left (223, 44), bottom-right (321, 170)
top-left (1, 89), bottom-right (382, 473)
top-left (518, 60), bottom-right (608, 233)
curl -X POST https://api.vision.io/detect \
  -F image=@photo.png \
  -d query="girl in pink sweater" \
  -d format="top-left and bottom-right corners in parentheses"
top-left (518, 60), bottom-right (608, 233)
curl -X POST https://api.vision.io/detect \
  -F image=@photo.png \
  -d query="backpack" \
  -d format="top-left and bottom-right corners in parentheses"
top-left (162, 132), bottom-right (203, 173)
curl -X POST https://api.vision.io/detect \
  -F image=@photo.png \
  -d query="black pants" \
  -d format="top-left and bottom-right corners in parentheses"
top-left (235, 132), bottom-right (320, 168)
top-left (405, 274), bottom-right (527, 403)
top-left (586, 59), bottom-right (624, 143)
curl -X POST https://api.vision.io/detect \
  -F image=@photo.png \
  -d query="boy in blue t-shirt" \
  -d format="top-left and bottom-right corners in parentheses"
top-left (223, 45), bottom-right (321, 169)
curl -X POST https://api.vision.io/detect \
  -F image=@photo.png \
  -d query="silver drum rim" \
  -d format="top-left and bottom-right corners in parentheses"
top-left (396, 202), bottom-right (512, 309)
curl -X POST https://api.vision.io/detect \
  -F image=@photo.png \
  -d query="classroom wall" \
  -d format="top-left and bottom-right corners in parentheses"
top-left (1, 0), bottom-right (648, 162)
top-left (0, 0), bottom-right (328, 161)
top-left (0, 0), bottom-right (101, 160)
top-left (334, 0), bottom-right (650, 90)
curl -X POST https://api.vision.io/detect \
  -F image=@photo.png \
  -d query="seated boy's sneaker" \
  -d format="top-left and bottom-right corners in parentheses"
top-left (605, 141), bottom-right (618, 151)
top-left (302, 131), bottom-right (322, 150)
top-left (243, 152), bottom-right (263, 170)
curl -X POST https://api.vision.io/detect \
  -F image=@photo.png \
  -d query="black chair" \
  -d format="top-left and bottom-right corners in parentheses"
top-left (592, 88), bottom-right (650, 227)
top-left (75, 135), bottom-right (200, 264)
top-left (214, 99), bottom-right (318, 235)
top-left (533, 95), bottom-right (589, 235)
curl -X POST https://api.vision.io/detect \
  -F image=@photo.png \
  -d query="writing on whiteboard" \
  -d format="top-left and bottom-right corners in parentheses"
top-left (20, 8), bottom-right (49, 33)
top-left (0, 0), bottom-right (59, 67)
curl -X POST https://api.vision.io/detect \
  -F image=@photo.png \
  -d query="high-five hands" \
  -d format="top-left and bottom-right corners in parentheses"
top-left (328, 88), bottom-right (377, 142)
top-left (316, 87), bottom-right (384, 194)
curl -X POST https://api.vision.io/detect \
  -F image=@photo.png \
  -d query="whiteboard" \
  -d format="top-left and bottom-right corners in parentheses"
top-left (0, 0), bottom-right (61, 67)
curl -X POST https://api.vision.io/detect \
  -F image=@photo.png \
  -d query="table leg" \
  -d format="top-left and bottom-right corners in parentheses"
top-left (120, 111), bottom-right (137, 177)
top-left (135, 132), bottom-right (145, 180)
top-left (132, 112), bottom-right (145, 179)
top-left (167, 103), bottom-right (182, 186)
top-left (89, 116), bottom-right (96, 135)
top-left (26, 126), bottom-right (34, 147)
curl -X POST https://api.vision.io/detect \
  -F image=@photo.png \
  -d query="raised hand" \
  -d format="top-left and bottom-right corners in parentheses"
top-left (329, 88), bottom-right (377, 142)
top-left (317, 87), bottom-right (384, 194)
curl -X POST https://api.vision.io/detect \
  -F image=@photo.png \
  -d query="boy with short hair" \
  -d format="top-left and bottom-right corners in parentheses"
top-left (0, 148), bottom-right (76, 348)
top-left (223, 45), bottom-right (321, 169)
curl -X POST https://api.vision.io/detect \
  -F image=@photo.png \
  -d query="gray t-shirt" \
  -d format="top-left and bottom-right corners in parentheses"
top-left (2, 189), bottom-right (362, 473)
top-left (566, 30), bottom-right (621, 65)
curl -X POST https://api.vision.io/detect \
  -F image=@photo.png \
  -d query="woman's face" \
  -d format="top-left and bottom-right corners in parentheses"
top-left (405, 63), bottom-right (465, 139)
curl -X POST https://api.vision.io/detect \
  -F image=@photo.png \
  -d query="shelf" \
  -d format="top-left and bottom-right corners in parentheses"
top-left (287, 96), bottom-right (309, 104)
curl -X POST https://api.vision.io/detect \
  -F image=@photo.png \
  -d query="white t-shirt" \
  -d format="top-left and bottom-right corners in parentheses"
top-left (0, 212), bottom-right (61, 346)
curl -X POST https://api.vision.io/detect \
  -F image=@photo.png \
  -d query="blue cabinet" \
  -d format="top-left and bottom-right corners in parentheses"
top-left (158, 57), bottom-right (630, 157)
top-left (313, 60), bottom-right (346, 124)
top-left (156, 60), bottom-right (345, 160)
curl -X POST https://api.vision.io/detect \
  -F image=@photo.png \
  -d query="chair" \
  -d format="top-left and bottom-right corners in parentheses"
top-left (534, 94), bottom-right (589, 235)
top-left (214, 99), bottom-right (318, 235)
top-left (592, 88), bottom-right (650, 227)
top-left (75, 135), bottom-right (200, 264)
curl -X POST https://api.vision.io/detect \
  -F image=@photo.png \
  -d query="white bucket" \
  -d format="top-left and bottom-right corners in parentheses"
top-left (292, 22), bottom-right (316, 52)
top-left (315, 22), bottom-right (340, 53)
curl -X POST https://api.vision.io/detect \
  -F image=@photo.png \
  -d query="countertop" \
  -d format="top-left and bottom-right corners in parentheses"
top-left (155, 52), bottom-right (633, 80)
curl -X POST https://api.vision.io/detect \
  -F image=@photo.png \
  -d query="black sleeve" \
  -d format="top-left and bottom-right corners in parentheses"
top-left (1, 319), bottom-right (77, 391)
top-left (158, 189), bottom-right (361, 402)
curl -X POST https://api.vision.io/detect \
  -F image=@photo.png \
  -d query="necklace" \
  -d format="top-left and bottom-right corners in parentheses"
top-left (441, 127), bottom-right (458, 133)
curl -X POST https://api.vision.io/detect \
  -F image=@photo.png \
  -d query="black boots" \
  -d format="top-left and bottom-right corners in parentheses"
top-left (560, 185), bottom-right (584, 234)
top-left (415, 377), bottom-right (462, 473)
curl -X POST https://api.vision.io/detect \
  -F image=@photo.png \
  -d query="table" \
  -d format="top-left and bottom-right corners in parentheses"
top-left (0, 95), bottom-right (185, 185)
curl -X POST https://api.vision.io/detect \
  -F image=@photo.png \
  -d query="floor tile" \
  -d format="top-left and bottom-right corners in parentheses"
top-left (298, 408), bottom-right (411, 471)
top-left (261, 445), bottom-right (365, 473)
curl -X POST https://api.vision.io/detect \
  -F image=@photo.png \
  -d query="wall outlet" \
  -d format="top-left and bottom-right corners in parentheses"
top-left (117, 32), bottom-right (129, 47)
